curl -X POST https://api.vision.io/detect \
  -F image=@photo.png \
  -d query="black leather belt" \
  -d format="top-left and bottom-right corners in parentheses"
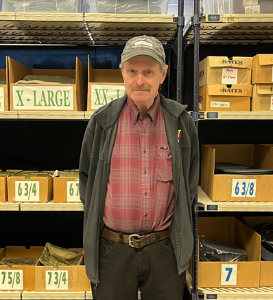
top-left (101, 228), bottom-right (169, 249)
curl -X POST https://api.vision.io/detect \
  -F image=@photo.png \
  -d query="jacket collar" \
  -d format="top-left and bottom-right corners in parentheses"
top-left (93, 94), bottom-right (188, 129)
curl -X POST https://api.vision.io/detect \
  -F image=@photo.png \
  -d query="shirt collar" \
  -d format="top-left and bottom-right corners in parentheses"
top-left (127, 94), bottom-right (161, 125)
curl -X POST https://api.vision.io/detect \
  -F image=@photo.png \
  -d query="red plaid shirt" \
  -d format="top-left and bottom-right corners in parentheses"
top-left (103, 95), bottom-right (175, 233)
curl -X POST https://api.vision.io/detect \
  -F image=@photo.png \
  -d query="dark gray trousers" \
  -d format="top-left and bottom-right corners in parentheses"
top-left (91, 237), bottom-right (186, 300)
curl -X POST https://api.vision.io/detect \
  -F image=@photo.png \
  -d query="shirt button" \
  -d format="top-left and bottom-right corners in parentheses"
top-left (144, 150), bottom-right (146, 153)
top-left (145, 214), bottom-right (147, 217)
top-left (145, 192), bottom-right (147, 196)
top-left (144, 130), bottom-right (146, 133)
top-left (144, 171), bottom-right (147, 174)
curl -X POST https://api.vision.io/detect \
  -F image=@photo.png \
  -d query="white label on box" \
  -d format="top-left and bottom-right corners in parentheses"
top-left (0, 87), bottom-right (4, 111)
top-left (15, 181), bottom-right (40, 202)
top-left (271, 95), bottom-right (273, 110)
top-left (67, 181), bottom-right (81, 202)
top-left (221, 264), bottom-right (237, 286)
top-left (0, 270), bottom-right (23, 290)
top-left (222, 68), bottom-right (238, 84)
top-left (91, 84), bottom-right (126, 110)
top-left (231, 179), bottom-right (257, 197)
top-left (46, 270), bottom-right (68, 290)
top-left (210, 101), bottom-right (230, 108)
top-left (13, 86), bottom-right (74, 110)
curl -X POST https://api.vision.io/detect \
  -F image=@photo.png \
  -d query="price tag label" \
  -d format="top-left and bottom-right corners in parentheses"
top-left (67, 181), bottom-right (81, 202)
top-left (0, 270), bottom-right (23, 290)
top-left (46, 270), bottom-right (68, 290)
top-left (231, 179), bottom-right (257, 197)
top-left (221, 264), bottom-right (237, 285)
top-left (15, 181), bottom-right (40, 202)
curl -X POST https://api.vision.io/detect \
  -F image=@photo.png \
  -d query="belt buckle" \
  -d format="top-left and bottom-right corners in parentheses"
top-left (129, 234), bottom-right (140, 247)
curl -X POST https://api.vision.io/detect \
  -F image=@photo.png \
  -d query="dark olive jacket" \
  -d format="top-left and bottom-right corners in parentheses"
top-left (79, 94), bottom-right (199, 285)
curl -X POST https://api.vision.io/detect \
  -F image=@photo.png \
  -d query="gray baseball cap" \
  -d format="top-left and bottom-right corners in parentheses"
top-left (121, 35), bottom-right (165, 64)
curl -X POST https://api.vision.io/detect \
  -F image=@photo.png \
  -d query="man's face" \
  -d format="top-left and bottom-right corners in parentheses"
top-left (121, 55), bottom-right (167, 106)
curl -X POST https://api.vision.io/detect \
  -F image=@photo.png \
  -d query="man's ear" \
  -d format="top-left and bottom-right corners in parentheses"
top-left (160, 65), bottom-right (168, 84)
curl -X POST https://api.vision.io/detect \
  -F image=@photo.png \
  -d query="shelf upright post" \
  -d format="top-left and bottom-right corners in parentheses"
top-left (176, 0), bottom-right (185, 103)
top-left (192, 0), bottom-right (200, 299)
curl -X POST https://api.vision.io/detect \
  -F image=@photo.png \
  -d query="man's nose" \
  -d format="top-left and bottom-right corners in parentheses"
top-left (136, 74), bottom-right (145, 85)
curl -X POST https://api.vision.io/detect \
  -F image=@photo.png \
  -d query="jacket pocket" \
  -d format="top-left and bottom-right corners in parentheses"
top-left (155, 145), bottom-right (173, 182)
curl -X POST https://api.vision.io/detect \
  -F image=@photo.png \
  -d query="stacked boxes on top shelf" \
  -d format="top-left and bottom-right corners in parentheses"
top-left (251, 54), bottom-right (273, 111)
top-left (202, 0), bottom-right (273, 14)
top-left (199, 56), bottom-right (253, 111)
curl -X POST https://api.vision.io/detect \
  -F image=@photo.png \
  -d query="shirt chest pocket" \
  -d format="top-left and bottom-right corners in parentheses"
top-left (155, 145), bottom-right (173, 182)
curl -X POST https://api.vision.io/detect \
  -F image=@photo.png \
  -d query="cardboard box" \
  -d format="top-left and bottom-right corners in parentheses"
top-left (7, 171), bottom-right (53, 203)
top-left (201, 144), bottom-right (273, 202)
top-left (244, 216), bottom-right (273, 287)
top-left (251, 84), bottom-right (273, 111)
top-left (0, 246), bottom-right (43, 291)
top-left (77, 260), bottom-right (91, 291)
top-left (0, 170), bottom-right (21, 202)
top-left (53, 171), bottom-right (81, 203)
top-left (199, 56), bottom-right (253, 87)
top-left (252, 54), bottom-right (273, 84)
top-left (233, 0), bottom-right (273, 14)
top-left (35, 248), bottom-right (84, 292)
top-left (190, 217), bottom-right (261, 288)
top-left (87, 56), bottom-right (125, 111)
top-left (199, 84), bottom-right (252, 111)
top-left (9, 56), bottom-right (87, 111)
top-left (0, 57), bottom-right (9, 111)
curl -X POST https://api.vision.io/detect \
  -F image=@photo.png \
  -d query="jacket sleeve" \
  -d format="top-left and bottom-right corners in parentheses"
top-left (188, 115), bottom-right (199, 204)
top-left (79, 124), bottom-right (94, 207)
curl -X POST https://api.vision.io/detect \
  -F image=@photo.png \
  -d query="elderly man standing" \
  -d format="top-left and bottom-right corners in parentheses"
top-left (79, 35), bottom-right (199, 300)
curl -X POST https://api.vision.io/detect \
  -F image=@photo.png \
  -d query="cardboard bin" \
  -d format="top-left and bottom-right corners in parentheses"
top-left (199, 84), bottom-right (252, 111)
top-left (244, 216), bottom-right (273, 287)
top-left (77, 257), bottom-right (91, 292)
top-left (35, 248), bottom-right (84, 292)
top-left (9, 56), bottom-right (87, 111)
top-left (0, 57), bottom-right (9, 111)
top-left (87, 56), bottom-right (125, 111)
top-left (189, 217), bottom-right (261, 288)
top-left (252, 54), bottom-right (273, 84)
top-left (251, 84), bottom-right (273, 111)
top-left (7, 171), bottom-right (53, 203)
top-left (53, 171), bottom-right (81, 203)
top-left (0, 246), bottom-right (43, 291)
top-left (201, 144), bottom-right (273, 202)
top-left (199, 56), bottom-right (253, 87)
top-left (0, 170), bottom-right (21, 202)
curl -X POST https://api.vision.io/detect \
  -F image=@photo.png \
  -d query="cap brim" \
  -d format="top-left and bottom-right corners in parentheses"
top-left (121, 48), bottom-right (163, 64)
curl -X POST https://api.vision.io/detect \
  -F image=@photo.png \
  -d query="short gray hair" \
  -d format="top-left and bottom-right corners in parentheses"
top-left (119, 61), bottom-right (167, 73)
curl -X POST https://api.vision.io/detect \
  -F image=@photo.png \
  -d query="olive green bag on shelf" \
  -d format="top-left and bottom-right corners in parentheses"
top-left (39, 243), bottom-right (83, 267)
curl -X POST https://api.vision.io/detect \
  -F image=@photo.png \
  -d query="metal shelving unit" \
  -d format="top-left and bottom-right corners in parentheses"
top-left (185, 2), bottom-right (273, 299)
top-left (0, 12), bottom-right (177, 45)
top-left (0, 9), bottom-right (181, 300)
